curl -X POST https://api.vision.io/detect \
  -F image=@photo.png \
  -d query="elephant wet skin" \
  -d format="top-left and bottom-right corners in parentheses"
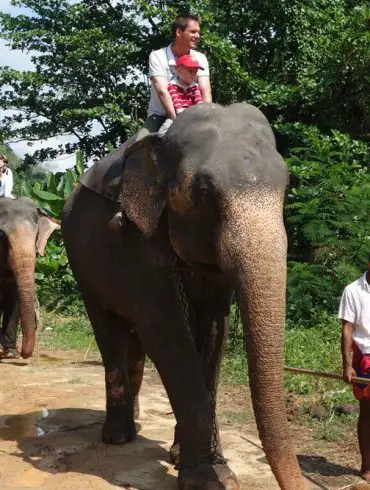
top-left (0, 197), bottom-right (59, 358)
top-left (62, 103), bottom-right (306, 490)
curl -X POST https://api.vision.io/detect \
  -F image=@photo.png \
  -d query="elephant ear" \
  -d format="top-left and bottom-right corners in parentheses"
top-left (121, 134), bottom-right (167, 237)
top-left (36, 216), bottom-right (60, 256)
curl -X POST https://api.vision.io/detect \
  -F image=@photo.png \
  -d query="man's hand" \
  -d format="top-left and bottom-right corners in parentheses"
top-left (343, 365), bottom-right (356, 384)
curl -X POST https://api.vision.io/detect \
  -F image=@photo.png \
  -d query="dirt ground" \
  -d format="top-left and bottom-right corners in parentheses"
top-left (0, 350), bottom-right (368, 490)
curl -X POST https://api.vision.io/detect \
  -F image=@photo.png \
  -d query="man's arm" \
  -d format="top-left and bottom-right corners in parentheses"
top-left (342, 320), bottom-right (355, 383)
top-left (151, 76), bottom-right (177, 120)
top-left (197, 76), bottom-right (212, 103)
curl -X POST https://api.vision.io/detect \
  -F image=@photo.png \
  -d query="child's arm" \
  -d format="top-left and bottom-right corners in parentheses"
top-left (192, 85), bottom-right (203, 105)
top-left (168, 84), bottom-right (184, 114)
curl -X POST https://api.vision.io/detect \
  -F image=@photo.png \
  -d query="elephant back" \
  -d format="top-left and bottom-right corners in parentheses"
top-left (79, 134), bottom-right (137, 202)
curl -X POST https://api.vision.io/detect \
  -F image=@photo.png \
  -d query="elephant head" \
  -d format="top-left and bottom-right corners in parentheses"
top-left (0, 197), bottom-right (59, 358)
top-left (119, 103), bottom-right (304, 489)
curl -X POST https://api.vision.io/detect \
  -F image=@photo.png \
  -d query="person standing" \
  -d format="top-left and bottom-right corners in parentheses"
top-left (0, 154), bottom-right (14, 198)
top-left (339, 256), bottom-right (370, 481)
top-left (137, 13), bottom-right (211, 139)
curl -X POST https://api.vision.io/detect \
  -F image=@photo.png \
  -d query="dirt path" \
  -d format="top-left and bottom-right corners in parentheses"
top-left (0, 351), bottom-right (367, 489)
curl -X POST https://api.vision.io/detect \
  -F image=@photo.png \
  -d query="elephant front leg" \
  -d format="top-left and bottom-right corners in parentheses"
top-left (137, 306), bottom-right (239, 490)
top-left (171, 309), bottom-right (228, 467)
top-left (2, 286), bottom-right (20, 358)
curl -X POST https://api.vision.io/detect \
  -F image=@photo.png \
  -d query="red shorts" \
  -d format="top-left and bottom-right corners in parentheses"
top-left (352, 343), bottom-right (370, 400)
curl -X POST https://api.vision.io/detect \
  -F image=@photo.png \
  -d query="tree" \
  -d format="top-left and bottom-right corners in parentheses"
top-left (1, 0), bottom-right (369, 163)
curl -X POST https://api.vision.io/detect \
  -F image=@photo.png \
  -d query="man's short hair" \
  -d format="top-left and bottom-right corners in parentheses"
top-left (171, 14), bottom-right (200, 39)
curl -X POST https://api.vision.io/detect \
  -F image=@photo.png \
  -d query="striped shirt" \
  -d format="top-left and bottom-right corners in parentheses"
top-left (168, 83), bottom-right (203, 112)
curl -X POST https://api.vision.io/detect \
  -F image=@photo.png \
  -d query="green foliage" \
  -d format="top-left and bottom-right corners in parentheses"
top-left (19, 151), bottom-right (87, 315)
top-left (279, 123), bottom-right (370, 322)
top-left (1, 0), bottom-right (369, 165)
top-left (0, 140), bottom-right (22, 168)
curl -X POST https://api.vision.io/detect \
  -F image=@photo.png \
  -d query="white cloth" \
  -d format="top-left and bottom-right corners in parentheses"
top-left (147, 43), bottom-right (209, 117)
top-left (0, 167), bottom-right (14, 198)
top-left (338, 272), bottom-right (370, 353)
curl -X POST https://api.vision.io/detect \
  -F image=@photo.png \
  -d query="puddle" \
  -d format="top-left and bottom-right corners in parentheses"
top-left (0, 407), bottom-right (54, 441)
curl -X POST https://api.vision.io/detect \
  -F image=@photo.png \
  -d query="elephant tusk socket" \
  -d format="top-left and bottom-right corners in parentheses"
top-left (284, 366), bottom-right (370, 385)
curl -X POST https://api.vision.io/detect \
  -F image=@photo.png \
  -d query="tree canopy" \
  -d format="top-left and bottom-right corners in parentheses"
top-left (0, 0), bottom-right (369, 161)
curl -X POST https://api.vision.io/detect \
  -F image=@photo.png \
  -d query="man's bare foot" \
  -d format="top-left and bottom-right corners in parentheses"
top-left (360, 469), bottom-right (370, 482)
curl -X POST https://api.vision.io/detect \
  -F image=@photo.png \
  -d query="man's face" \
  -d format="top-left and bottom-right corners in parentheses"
top-left (177, 20), bottom-right (200, 50)
top-left (177, 65), bottom-right (198, 85)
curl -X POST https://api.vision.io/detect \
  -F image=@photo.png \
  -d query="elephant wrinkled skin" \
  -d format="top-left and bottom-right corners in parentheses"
top-left (62, 103), bottom-right (306, 490)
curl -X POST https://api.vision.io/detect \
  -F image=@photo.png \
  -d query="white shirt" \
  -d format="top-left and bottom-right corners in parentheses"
top-left (147, 44), bottom-right (209, 117)
top-left (338, 272), bottom-right (370, 353)
top-left (0, 167), bottom-right (14, 198)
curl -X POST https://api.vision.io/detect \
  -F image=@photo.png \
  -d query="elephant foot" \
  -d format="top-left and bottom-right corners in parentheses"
top-left (178, 463), bottom-right (239, 490)
top-left (170, 442), bottom-right (180, 466)
top-left (102, 416), bottom-right (136, 445)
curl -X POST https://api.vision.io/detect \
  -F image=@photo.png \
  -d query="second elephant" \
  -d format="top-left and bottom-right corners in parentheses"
top-left (0, 197), bottom-right (59, 358)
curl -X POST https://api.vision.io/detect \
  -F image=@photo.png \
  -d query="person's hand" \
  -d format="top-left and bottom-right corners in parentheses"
top-left (343, 365), bottom-right (356, 384)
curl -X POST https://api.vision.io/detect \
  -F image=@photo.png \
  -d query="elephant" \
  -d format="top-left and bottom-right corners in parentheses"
top-left (61, 103), bottom-right (306, 490)
top-left (0, 197), bottom-right (59, 358)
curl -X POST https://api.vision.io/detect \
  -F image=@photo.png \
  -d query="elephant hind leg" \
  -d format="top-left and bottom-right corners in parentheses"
top-left (82, 292), bottom-right (137, 444)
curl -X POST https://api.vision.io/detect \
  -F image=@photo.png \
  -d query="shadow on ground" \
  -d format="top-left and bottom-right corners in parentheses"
top-left (0, 407), bottom-right (177, 489)
top-left (298, 454), bottom-right (359, 478)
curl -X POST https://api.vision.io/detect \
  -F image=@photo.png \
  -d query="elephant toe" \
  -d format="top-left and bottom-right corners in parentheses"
top-left (178, 463), bottom-right (239, 490)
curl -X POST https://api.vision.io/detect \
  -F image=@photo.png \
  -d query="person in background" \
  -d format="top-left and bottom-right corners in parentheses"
top-left (339, 255), bottom-right (370, 481)
top-left (0, 154), bottom-right (14, 198)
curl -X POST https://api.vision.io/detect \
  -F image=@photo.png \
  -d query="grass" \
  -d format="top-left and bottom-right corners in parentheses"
top-left (38, 309), bottom-right (98, 353)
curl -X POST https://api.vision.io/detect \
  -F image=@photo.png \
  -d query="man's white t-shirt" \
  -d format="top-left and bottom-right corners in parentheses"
top-left (0, 167), bottom-right (14, 198)
top-left (147, 44), bottom-right (209, 117)
top-left (338, 272), bottom-right (370, 353)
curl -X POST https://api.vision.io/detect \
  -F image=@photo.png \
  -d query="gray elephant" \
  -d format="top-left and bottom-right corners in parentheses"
top-left (0, 197), bottom-right (59, 358)
top-left (61, 103), bottom-right (305, 490)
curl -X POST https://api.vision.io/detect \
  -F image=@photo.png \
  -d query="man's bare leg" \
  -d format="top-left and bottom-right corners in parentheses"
top-left (359, 399), bottom-right (370, 480)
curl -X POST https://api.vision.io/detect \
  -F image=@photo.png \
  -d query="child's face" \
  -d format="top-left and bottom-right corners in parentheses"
top-left (176, 65), bottom-right (198, 85)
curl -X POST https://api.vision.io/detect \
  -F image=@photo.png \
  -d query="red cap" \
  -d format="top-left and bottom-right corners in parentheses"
top-left (176, 54), bottom-right (204, 70)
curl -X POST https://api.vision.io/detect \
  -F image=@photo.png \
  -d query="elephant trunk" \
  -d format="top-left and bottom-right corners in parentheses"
top-left (7, 225), bottom-right (38, 358)
top-left (220, 193), bottom-right (305, 490)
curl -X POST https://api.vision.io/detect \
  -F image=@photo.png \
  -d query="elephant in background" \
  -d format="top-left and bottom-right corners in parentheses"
top-left (62, 103), bottom-right (305, 490)
top-left (0, 197), bottom-right (59, 358)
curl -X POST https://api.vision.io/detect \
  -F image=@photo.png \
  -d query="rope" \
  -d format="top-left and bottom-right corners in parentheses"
top-left (285, 366), bottom-right (370, 385)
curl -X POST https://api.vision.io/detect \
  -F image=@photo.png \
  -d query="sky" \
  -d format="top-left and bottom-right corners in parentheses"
top-left (0, 1), bottom-right (79, 171)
